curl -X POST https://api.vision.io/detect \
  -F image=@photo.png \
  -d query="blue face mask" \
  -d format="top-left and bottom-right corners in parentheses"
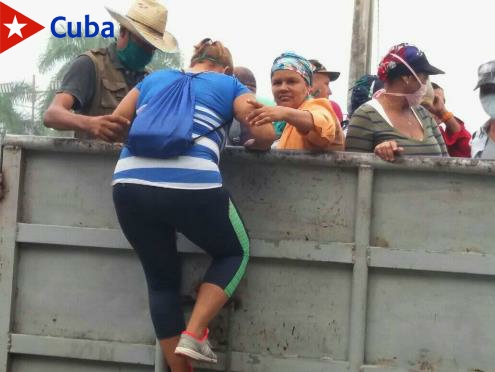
top-left (117, 38), bottom-right (153, 71)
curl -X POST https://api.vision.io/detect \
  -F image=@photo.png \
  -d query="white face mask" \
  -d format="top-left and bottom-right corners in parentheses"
top-left (481, 94), bottom-right (495, 118)
top-left (384, 53), bottom-right (428, 107)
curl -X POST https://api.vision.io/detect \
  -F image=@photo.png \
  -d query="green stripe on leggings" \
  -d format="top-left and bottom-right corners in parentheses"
top-left (224, 200), bottom-right (250, 297)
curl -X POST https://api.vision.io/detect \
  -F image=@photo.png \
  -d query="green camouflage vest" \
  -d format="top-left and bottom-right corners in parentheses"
top-left (76, 47), bottom-right (130, 139)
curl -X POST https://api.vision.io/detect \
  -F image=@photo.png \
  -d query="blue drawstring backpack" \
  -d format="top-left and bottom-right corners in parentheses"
top-left (127, 71), bottom-right (225, 158)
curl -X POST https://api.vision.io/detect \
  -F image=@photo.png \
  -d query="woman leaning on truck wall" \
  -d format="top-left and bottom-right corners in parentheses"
top-left (345, 43), bottom-right (448, 162)
top-left (247, 51), bottom-right (345, 152)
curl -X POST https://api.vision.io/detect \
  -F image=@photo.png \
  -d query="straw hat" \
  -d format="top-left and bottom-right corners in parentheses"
top-left (105, 0), bottom-right (178, 52)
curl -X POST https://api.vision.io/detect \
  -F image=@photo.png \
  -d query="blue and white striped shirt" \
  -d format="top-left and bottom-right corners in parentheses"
top-left (112, 69), bottom-right (250, 190)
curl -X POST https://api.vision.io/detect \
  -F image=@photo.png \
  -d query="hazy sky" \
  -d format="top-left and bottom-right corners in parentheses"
top-left (1, 0), bottom-right (493, 133)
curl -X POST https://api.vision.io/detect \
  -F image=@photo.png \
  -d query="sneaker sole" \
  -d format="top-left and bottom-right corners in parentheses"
top-left (175, 346), bottom-right (218, 363)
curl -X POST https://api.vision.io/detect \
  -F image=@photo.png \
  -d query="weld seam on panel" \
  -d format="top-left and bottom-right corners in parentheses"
top-left (16, 223), bottom-right (354, 263)
top-left (368, 247), bottom-right (495, 276)
top-left (9, 334), bottom-right (155, 366)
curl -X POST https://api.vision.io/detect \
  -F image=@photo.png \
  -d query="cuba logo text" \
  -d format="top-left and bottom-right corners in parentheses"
top-left (50, 15), bottom-right (114, 38)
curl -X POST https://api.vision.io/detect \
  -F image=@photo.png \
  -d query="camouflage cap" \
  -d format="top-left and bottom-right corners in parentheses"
top-left (475, 60), bottom-right (495, 90)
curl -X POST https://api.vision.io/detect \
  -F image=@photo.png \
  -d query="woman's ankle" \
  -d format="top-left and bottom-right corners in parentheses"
top-left (183, 327), bottom-right (208, 341)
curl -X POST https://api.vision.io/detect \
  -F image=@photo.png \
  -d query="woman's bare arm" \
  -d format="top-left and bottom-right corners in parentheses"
top-left (234, 94), bottom-right (276, 150)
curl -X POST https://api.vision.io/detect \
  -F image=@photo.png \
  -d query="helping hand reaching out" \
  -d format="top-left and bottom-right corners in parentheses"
top-left (246, 100), bottom-right (287, 127)
top-left (88, 114), bottom-right (131, 143)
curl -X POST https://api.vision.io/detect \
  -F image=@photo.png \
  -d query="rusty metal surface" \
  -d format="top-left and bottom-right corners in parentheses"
top-left (5, 134), bottom-right (495, 174)
top-left (367, 269), bottom-right (495, 371)
top-left (2, 134), bottom-right (495, 372)
top-left (11, 355), bottom-right (152, 372)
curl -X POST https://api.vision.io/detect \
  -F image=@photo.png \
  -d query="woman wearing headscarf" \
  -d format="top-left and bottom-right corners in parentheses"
top-left (112, 38), bottom-right (275, 372)
top-left (247, 52), bottom-right (344, 151)
top-left (345, 43), bottom-right (448, 162)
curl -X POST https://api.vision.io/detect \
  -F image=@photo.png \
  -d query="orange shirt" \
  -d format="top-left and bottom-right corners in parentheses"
top-left (277, 98), bottom-right (344, 151)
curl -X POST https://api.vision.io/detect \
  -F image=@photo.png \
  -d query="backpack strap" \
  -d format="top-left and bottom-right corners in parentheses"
top-left (193, 120), bottom-right (231, 142)
top-left (181, 70), bottom-right (229, 143)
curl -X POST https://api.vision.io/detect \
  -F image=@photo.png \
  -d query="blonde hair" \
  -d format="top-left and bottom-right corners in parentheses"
top-left (190, 38), bottom-right (233, 75)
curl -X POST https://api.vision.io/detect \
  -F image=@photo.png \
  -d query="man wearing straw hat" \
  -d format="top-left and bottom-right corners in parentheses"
top-left (43, 0), bottom-right (178, 142)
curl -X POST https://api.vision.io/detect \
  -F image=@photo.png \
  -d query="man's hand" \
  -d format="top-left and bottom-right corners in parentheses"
top-left (424, 94), bottom-right (447, 118)
top-left (87, 115), bottom-right (130, 142)
top-left (374, 140), bottom-right (404, 162)
top-left (423, 92), bottom-right (461, 133)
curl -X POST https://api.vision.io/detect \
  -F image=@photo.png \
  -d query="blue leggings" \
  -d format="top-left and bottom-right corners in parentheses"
top-left (113, 183), bottom-right (250, 339)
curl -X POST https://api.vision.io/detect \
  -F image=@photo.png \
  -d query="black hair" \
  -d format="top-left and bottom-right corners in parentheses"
top-left (349, 74), bottom-right (384, 117)
top-left (385, 64), bottom-right (414, 81)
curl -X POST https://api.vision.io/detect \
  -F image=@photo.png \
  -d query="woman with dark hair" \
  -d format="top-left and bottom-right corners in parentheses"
top-left (111, 38), bottom-right (275, 372)
top-left (345, 43), bottom-right (448, 162)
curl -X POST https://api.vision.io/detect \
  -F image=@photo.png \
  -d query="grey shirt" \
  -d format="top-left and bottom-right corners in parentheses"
top-left (227, 119), bottom-right (252, 146)
top-left (481, 137), bottom-right (495, 159)
top-left (57, 43), bottom-right (147, 112)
